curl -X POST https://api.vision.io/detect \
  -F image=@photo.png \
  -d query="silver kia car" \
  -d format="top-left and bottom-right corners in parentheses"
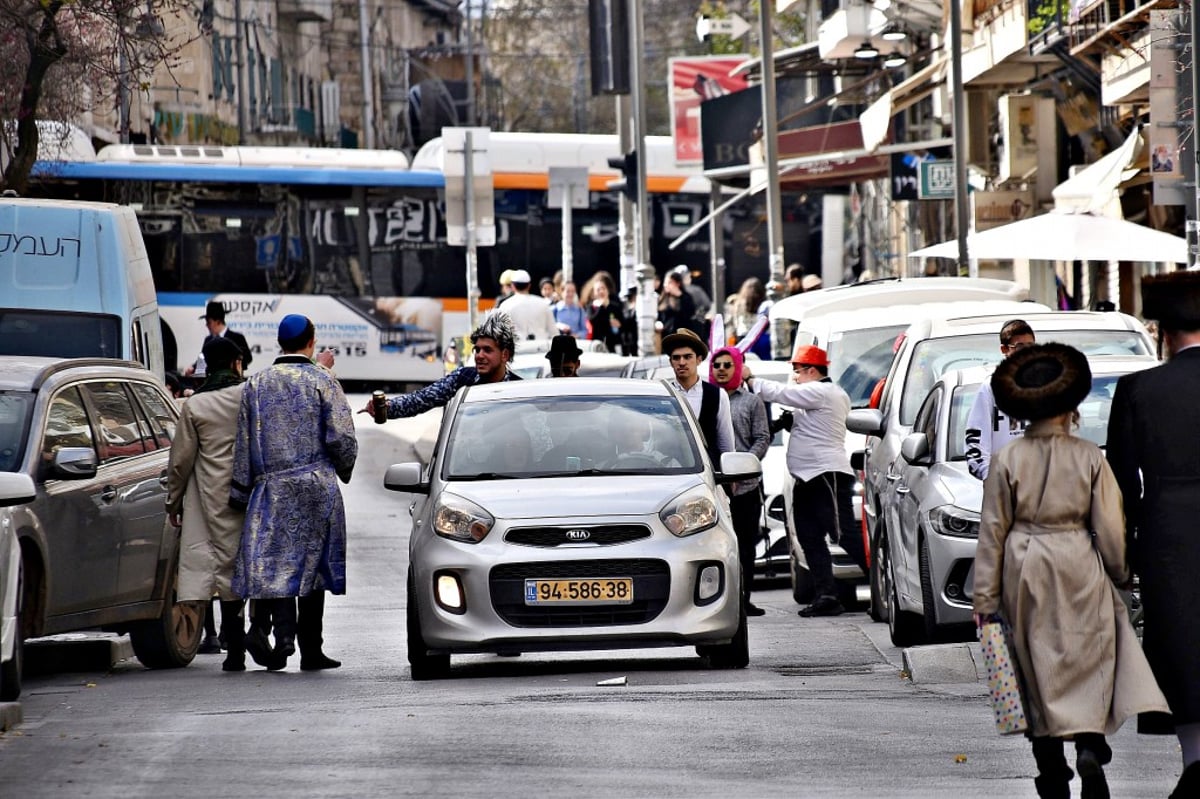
top-left (386, 378), bottom-right (760, 679)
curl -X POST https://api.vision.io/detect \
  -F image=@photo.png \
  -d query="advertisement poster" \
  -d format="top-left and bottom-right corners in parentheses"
top-left (161, 293), bottom-right (446, 383)
top-left (668, 56), bottom-right (749, 165)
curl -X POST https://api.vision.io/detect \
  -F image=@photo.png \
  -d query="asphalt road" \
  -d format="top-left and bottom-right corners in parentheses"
top-left (0, 408), bottom-right (1184, 798)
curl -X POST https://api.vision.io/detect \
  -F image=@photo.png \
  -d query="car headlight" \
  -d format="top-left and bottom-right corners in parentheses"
top-left (659, 487), bottom-right (719, 537)
top-left (929, 505), bottom-right (980, 538)
top-left (432, 493), bottom-right (495, 543)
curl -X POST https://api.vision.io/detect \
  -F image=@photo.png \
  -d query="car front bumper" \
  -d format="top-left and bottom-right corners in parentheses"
top-left (926, 530), bottom-right (977, 626)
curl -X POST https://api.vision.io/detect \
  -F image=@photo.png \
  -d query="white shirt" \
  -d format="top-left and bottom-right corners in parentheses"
top-left (964, 379), bottom-right (1025, 481)
top-left (499, 292), bottom-right (559, 341)
top-left (671, 378), bottom-right (735, 457)
top-left (750, 377), bottom-right (852, 481)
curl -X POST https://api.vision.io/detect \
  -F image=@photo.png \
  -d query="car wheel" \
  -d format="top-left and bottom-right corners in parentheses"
top-left (888, 553), bottom-right (926, 648)
top-left (128, 562), bottom-right (203, 668)
top-left (919, 535), bottom-right (941, 643)
top-left (698, 604), bottom-right (749, 669)
top-left (0, 556), bottom-right (25, 702)
top-left (407, 570), bottom-right (450, 681)
top-left (868, 524), bottom-right (889, 624)
top-left (790, 549), bottom-right (814, 605)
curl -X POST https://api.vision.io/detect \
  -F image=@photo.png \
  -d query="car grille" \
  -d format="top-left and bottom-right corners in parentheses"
top-left (489, 559), bottom-right (670, 627)
top-left (504, 524), bottom-right (652, 547)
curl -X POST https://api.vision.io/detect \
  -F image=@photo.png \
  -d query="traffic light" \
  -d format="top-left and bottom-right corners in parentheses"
top-left (606, 150), bottom-right (638, 203)
top-left (588, 0), bottom-right (631, 95)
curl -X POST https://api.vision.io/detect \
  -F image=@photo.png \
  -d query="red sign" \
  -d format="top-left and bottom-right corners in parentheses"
top-left (669, 56), bottom-right (749, 166)
top-left (775, 120), bottom-right (889, 189)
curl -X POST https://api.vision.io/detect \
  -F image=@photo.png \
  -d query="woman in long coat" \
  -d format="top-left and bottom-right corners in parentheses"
top-left (973, 343), bottom-right (1168, 799)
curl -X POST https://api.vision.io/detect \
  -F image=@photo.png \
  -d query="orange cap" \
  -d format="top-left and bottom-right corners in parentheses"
top-left (791, 344), bottom-right (830, 367)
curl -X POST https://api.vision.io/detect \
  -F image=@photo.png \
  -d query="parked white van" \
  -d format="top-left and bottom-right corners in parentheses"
top-left (0, 197), bottom-right (164, 380)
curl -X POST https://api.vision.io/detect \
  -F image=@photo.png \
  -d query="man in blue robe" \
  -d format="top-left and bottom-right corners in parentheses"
top-left (230, 314), bottom-right (358, 671)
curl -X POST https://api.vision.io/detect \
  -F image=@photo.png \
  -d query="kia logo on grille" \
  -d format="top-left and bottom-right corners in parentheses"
top-left (564, 529), bottom-right (591, 541)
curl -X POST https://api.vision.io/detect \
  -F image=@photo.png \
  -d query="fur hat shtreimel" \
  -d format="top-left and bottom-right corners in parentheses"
top-left (991, 342), bottom-right (1091, 422)
top-left (1141, 270), bottom-right (1200, 330)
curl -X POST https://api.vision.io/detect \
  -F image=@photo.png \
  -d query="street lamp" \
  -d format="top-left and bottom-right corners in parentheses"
top-left (854, 40), bottom-right (880, 59)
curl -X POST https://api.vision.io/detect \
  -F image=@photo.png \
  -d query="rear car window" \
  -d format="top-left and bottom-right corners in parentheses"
top-left (80, 382), bottom-right (150, 461)
top-left (0, 310), bottom-right (123, 359)
top-left (0, 391), bottom-right (33, 472)
top-left (827, 324), bottom-right (908, 408)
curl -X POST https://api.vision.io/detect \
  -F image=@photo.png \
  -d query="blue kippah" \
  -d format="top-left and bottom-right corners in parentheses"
top-left (277, 313), bottom-right (310, 340)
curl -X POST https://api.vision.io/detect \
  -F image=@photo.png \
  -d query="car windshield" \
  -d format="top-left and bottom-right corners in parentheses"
top-left (443, 395), bottom-right (702, 479)
top-left (0, 310), bottom-right (123, 359)
top-left (0, 391), bottom-right (34, 472)
top-left (900, 330), bottom-right (1151, 425)
top-left (827, 324), bottom-right (908, 408)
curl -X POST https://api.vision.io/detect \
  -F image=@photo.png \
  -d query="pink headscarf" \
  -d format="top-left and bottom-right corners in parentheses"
top-left (709, 346), bottom-right (745, 391)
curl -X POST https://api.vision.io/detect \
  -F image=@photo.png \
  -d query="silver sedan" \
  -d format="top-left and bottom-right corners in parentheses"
top-left (386, 378), bottom-right (760, 679)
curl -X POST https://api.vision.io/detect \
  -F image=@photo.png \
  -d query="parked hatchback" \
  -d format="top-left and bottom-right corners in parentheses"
top-left (884, 356), bottom-right (1156, 646)
top-left (0, 357), bottom-right (201, 699)
top-left (848, 311), bottom-right (1155, 639)
top-left (386, 378), bottom-right (760, 679)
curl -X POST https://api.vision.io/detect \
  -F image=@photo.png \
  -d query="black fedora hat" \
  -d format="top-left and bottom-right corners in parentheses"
top-left (1141, 270), bottom-right (1200, 329)
top-left (991, 343), bottom-right (1091, 422)
top-left (545, 334), bottom-right (583, 362)
top-left (200, 300), bottom-right (226, 321)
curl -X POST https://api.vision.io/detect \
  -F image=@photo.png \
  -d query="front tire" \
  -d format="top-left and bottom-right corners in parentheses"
top-left (868, 520), bottom-right (889, 623)
top-left (698, 605), bottom-right (749, 669)
top-left (888, 555), bottom-right (926, 648)
top-left (0, 556), bottom-right (25, 701)
top-left (407, 570), bottom-right (450, 681)
top-left (128, 564), bottom-right (203, 669)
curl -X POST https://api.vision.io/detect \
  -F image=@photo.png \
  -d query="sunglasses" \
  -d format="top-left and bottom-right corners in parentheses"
top-left (713, 362), bottom-right (735, 369)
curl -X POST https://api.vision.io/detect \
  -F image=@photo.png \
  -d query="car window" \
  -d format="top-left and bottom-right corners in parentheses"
top-left (912, 387), bottom-right (941, 459)
top-left (0, 391), bottom-right (34, 473)
top-left (1076, 374), bottom-right (1123, 448)
top-left (899, 330), bottom-right (1151, 425)
top-left (444, 395), bottom-right (702, 478)
top-left (130, 383), bottom-right (177, 446)
top-left (947, 384), bottom-right (980, 461)
top-left (0, 310), bottom-right (124, 359)
top-left (79, 382), bottom-right (150, 462)
top-left (827, 324), bottom-right (907, 409)
top-left (42, 387), bottom-right (96, 469)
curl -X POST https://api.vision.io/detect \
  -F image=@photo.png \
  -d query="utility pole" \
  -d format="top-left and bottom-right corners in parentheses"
top-left (758, 0), bottom-right (786, 354)
top-left (1190, 1), bottom-right (1200, 268)
top-left (234, 0), bottom-right (247, 144)
top-left (358, 0), bottom-right (375, 148)
top-left (950, 0), bottom-right (972, 275)
top-left (465, 0), bottom-right (475, 126)
top-left (628, 0), bottom-right (656, 356)
top-left (616, 94), bottom-right (636, 296)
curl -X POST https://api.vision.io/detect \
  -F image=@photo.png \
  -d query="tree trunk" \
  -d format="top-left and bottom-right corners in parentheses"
top-left (2, 4), bottom-right (67, 194)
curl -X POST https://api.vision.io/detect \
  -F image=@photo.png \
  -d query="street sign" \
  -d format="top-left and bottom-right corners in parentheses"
top-left (918, 159), bottom-right (956, 200)
top-left (441, 126), bottom-right (496, 247)
top-left (695, 13), bottom-right (751, 42)
top-left (547, 166), bottom-right (589, 209)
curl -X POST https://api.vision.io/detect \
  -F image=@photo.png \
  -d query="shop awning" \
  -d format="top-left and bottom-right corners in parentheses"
top-left (1051, 125), bottom-right (1142, 216)
top-left (859, 57), bottom-right (948, 152)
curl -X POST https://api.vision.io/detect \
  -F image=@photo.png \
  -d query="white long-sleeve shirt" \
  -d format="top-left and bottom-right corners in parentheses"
top-left (964, 379), bottom-right (1025, 480)
top-left (498, 292), bottom-right (558, 341)
top-left (750, 377), bottom-right (852, 481)
top-left (671, 379), bottom-right (735, 457)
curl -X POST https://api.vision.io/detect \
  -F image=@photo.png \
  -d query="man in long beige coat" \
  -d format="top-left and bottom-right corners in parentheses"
top-left (166, 336), bottom-right (248, 672)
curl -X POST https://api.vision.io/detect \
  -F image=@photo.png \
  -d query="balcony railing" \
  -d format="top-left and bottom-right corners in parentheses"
top-left (1028, 0), bottom-right (1070, 53)
top-left (1068, 0), bottom-right (1172, 53)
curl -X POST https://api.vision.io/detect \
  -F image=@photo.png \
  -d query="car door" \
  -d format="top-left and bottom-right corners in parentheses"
top-left (78, 380), bottom-right (168, 605)
top-left (37, 385), bottom-right (121, 618)
top-left (895, 387), bottom-right (941, 606)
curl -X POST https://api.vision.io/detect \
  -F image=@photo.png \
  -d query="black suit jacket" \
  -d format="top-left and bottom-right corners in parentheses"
top-left (205, 329), bottom-right (253, 369)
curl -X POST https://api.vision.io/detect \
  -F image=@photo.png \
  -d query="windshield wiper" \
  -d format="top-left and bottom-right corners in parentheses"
top-left (452, 472), bottom-right (519, 481)
top-left (535, 468), bottom-right (612, 478)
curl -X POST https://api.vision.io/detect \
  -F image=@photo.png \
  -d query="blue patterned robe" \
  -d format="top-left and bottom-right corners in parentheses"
top-left (230, 356), bottom-right (358, 598)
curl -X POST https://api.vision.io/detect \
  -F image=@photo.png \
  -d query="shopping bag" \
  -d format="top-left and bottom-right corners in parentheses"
top-left (978, 620), bottom-right (1029, 735)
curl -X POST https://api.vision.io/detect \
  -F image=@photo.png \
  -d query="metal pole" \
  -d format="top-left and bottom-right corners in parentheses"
top-left (465, 130), bottom-right (480, 329)
top-left (759, 0), bottom-right (786, 355)
top-left (234, 0), bottom-right (246, 144)
top-left (465, 0), bottom-right (475, 126)
top-left (950, 0), bottom-right (972, 276)
top-left (616, 95), bottom-right (636, 296)
top-left (562, 185), bottom-right (574, 285)
top-left (358, 0), bottom-right (375, 149)
top-left (629, 0), bottom-right (655, 356)
top-left (709, 182), bottom-right (725, 321)
top-left (1190, 2), bottom-right (1200, 268)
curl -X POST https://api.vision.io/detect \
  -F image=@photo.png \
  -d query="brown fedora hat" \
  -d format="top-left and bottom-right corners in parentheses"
top-left (660, 328), bottom-right (708, 360)
top-left (991, 343), bottom-right (1091, 421)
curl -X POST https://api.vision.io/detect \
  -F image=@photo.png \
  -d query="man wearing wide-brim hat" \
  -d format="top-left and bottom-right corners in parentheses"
top-left (1107, 270), bottom-right (1200, 797)
top-left (660, 328), bottom-right (733, 467)
top-left (546, 334), bottom-right (582, 377)
top-left (976, 343), bottom-right (1169, 798)
top-left (185, 300), bottom-right (253, 378)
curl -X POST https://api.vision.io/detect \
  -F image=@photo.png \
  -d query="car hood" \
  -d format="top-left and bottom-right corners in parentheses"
top-left (930, 462), bottom-right (982, 510)
top-left (441, 474), bottom-right (709, 519)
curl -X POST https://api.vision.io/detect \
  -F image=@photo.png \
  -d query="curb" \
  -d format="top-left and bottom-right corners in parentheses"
top-left (0, 701), bottom-right (21, 732)
top-left (25, 632), bottom-right (135, 677)
top-left (902, 642), bottom-right (982, 684)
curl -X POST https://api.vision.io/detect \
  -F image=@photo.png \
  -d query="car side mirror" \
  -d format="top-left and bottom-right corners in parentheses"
top-left (900, 433), bottom-right (931, 466)
top-left (847, 408), bottom-right (884, 437)
top-left (850, 450), bottom-right (865, 471)
top-left (384, 462), bottom-right (430, 494)
top-left (52, 447), bottom-right (98, 479)
top-left (0, 472), bottom-right (35, 506)
top-left (716, 452), bottom-right (761, 484)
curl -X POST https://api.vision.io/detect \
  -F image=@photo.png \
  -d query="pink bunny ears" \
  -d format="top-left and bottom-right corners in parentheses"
top-left (708, 313), bottom-right (768, 355)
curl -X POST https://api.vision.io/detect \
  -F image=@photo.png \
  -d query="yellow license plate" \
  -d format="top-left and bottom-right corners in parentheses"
top-left (524, 578), bottom-right (634, 605)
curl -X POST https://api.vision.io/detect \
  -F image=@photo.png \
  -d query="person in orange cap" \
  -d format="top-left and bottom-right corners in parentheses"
top-left (742, 342), bottom-right (867, 617)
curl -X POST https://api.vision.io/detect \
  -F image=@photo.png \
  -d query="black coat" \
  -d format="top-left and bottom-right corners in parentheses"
top-left (1107, 347), bottom-right (1200, 727)
top-left (211, 329), bottom-right (253, 370)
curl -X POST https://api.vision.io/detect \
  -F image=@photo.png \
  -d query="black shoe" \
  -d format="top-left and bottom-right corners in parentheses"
top-left (244, 628), bottom-right (274, 668)
top-left (1170, 762), bottom-right (1200, 799)
top-left (798, 595), bottom-right (845, 617)
top-left (299, 653), bottom-right (342, 671)
top-left (266, 638), bottom-right (295, 671)
top-left (745, 603), bottom-right (766, 617)
top-left (1076, 749), bottom-right (1110, 799)
top-left (222, 655), bottom-right (246, 672)
top-left (197, 634), bottom-right (222, 655)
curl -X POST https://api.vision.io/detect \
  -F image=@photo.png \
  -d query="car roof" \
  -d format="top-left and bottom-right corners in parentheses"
top-left (911, 310), bottom-right (1147, 339)
top-left (943, 354), bottom-right (1158, 389)
top-left (768, 277), bottom-right (1028, 322)
top-left (0, 356), bottom-right (153, 392)
top-left (796, 299), bottom-right (1049, 338)
top-left (461, 376), bottom-right (675, 403)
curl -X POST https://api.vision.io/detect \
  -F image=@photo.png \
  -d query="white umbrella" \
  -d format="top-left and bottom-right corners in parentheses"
top-left (908, 212), bottom-right (1187, 263)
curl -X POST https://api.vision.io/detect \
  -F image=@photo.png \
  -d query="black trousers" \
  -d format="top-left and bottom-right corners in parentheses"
top-left (728, 490), bottom-right (763, 605)
top-left (791, 471), bottom-right (867, 600)
top-left (248, 591), bottom-right (326, 654)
